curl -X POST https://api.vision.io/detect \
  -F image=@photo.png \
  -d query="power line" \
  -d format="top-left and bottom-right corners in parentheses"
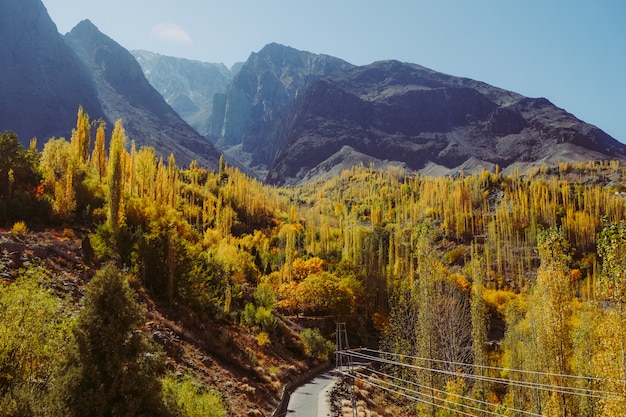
top-left (338, 349), bottom-right (621, 399)
top-left (362, 347), bottom-right (621, 384)
top-left (361, 367), bottom-right (544, 417)
top-left (341, 349), bottom-right (614, 399)
top-left (338, 368), bottom-right (486, 417)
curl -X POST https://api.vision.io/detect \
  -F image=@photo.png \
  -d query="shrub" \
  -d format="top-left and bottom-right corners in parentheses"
top-left (300, 328), bottom-right (334, 362)
top-left (241, 303), bottom-right (277, 333)
top-left (443, 246), bottom-right (466, 266)
top-left (62, 228), bottom-right (76, 239)
top-left (256, 331), bottom-right (270, 347)
top-left (162, 375), bottom-right (226, 417)
top-left (241, 303), bottom-right (257, 328)
top-left (10, 221), bottom-right (28, 236)
top-left (255, 306), bottom-right (276, 332)
top-left (253, 283), bottom-right (275, 310)
top-left (90, 222), bottom-right (116, 260)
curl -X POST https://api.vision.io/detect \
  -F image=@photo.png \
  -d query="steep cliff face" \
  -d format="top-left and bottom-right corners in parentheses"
top-left (0, 0), bottom-right (104, 144)
top-left (208, 43), bottom-right (354, 177)
top-left (132, 50), bottom-right (237, 137)
top-left (65, 20), bottom-right (221, 169)
top-left (266, 61), bottom-right (626, 185)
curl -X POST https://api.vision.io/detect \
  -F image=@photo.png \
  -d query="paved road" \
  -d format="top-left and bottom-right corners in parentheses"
top-left (286, 373), bottom-right (338, 416)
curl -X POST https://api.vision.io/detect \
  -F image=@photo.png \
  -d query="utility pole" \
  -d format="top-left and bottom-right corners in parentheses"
top-left (335, 322), bottom-right (357, 417)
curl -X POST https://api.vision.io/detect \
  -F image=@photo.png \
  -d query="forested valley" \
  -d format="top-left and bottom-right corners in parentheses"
top-left (2, 107), bottom-right (626, 416)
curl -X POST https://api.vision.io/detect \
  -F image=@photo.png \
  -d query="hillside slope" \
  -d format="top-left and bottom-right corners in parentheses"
top-left (0, 228), bottom-right (315, 416)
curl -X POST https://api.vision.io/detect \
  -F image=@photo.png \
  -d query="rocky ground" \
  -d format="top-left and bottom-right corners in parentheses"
top-left (0, 228), bottom-right (317, 416)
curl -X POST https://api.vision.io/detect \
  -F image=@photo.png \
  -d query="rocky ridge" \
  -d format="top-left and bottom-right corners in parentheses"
top-left (0, 0), bottom-right (221, 170)
top-left (265, 60), bottom-right (626, 184)
top-left (166, 43), bottom-right (625, 185)
top-left (0, 0), bottom-right (104, 142)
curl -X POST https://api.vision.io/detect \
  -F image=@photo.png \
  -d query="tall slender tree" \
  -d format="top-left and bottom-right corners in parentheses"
top-left (91, 120), bottom-right (107, 181)
top-left (469, 244), bottom-right (488, 410)
top-left (106, 120), bottom-right (125, 229)
top-left (71, 106), bottom-right (90, 164)
top-left (533, 227), bottom-right (575, 416)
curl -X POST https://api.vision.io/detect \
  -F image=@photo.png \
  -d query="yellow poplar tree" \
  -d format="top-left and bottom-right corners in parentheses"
top-left (91, 119), bottom-right (107, 181)
top-left (107, 119), bottom-right (126, 229)
top-left (40, 138), bottom-right (76, 220)
top-left (533, 227), bottom-right (575, 416)
top-left (594, 221), bottom-right (626, 415)
top-left (71, 106), bottom-right (90, 164)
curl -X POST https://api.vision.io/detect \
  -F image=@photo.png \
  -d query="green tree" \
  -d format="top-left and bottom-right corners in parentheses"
top-left (62, 264), bottom-right (169, 417)
top-left (300, 328), bottom-right (334, 362)
top-left (469, 245), bottom-right (488, 408)
top-left (0, 131), bottom-right (43, 224)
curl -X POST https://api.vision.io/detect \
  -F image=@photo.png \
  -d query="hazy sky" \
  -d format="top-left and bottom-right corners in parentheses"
top-left (42, 0), bottom-right (626, 142)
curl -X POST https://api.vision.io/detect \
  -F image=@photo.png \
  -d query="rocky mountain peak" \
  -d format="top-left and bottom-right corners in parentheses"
top-left (66, 20), bottom-right (162, 109)
top-left (208, 43), bottom-right (354, 178)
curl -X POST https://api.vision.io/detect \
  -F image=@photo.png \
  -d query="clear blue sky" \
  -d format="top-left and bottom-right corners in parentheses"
top-left (42, 0), bottom-right (625, 143)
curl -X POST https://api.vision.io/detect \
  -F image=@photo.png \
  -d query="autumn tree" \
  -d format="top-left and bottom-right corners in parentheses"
top-left (298, 271), bottom-right (357, 320)
top-left (533, 227), bottom-right (575, 416)
top-left (594, 220), bottom-right (626, 415)
top-left (106, 119), bottom-right (126, 229)
top-left (40, 138), bottom-right (76, 221)
top-left (91, 119), bottom-right (107, 181)
top-left (71, 106), bottom-right (90, 164)
top-left (133, 146), bottom-right (157, 198)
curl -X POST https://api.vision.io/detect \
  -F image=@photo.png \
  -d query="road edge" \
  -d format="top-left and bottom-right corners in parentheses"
top-left (272, 362), bottom-right (332, 417)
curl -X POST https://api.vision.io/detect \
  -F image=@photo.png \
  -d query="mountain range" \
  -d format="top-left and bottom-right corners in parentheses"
top-left (1, 0), bottom-right (624, 184)
top-left (134, 45), bottom-right (626, 185)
